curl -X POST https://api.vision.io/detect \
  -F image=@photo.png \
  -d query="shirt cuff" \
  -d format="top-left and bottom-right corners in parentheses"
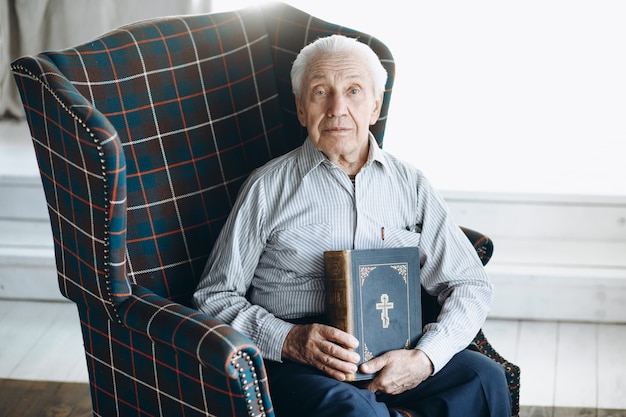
top-left (257, 316), bottom-right (295, 362)
top-left (415, 328), bottom-right (458, 374)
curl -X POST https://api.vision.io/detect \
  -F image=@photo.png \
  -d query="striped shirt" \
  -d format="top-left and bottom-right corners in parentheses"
top-left (193, 135), bottom-right (493, 373)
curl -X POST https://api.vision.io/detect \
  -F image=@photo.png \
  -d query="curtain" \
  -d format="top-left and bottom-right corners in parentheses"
top-left (1, 0), bottom-right (212, 118)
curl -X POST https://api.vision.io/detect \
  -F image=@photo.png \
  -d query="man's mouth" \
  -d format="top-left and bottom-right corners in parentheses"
top-left (324, 126), bottom-right (351, 132)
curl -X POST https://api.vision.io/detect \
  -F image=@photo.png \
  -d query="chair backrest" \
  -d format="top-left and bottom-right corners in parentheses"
top-left (12, 2), bottom-right (395, 317)
top-left (260, 3), bottom-right (395, 149)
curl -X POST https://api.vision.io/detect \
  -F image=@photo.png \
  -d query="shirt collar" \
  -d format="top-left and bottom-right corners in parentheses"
top-left (298, 132), bottom-right (391, 179)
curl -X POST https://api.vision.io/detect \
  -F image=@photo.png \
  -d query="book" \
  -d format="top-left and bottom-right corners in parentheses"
top-left (323, 247), bottom-right (422, 381)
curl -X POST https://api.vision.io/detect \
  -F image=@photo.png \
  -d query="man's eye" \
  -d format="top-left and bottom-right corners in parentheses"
top-left (314, 89), bottom-right (325, 96)
top-left (349, 88), bottom-right (360, 95)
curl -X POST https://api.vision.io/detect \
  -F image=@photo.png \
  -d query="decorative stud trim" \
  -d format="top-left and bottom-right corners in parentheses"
top-left (10, 64), bottom-right (123, 325)
top-left (231, 351), bottom-right (267, 417)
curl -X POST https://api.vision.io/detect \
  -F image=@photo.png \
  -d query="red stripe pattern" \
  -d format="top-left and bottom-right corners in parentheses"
top-left (10, 3), bottom-right (394, 416)
top-left (11, 2), bottom-right (518, 416)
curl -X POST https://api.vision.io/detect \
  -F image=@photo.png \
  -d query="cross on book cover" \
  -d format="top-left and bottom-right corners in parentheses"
top-left (324, 246), bottom-right (422, 381)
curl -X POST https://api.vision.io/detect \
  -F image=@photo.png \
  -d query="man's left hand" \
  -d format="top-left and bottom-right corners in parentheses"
top-left (360, 349), bottom-right (433, 395)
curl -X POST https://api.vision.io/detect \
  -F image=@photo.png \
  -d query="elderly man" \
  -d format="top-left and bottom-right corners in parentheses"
top-left (193, 34), bottom-right (511, 417)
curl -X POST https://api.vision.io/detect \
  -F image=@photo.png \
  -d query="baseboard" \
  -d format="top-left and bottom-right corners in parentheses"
top-left (519, 405), bottom-right (626, 417)
top-left (0, 177), bottom-right (48, 221)
top-left (1, 190), bottom-right (625, 322)
top-left (445, 191), bottom-right (626, 324)
top-left (0, 247), bottom-right (63, 301)
top-left (488, 265), bottom-right (626, 323)
top-left (0, 219), bottom-right (62, 301)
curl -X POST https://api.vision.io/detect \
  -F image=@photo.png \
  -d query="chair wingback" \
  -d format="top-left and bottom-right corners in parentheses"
top-left (12, 54), bottom-right (130, 320)
top-left (11, 3), bottom-right (395, 317)
top-left (260, 3), bottom-right (395, 148)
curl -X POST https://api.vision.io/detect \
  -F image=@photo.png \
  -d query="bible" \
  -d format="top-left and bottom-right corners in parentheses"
top-left (324, 247), bottom-right (422, 381)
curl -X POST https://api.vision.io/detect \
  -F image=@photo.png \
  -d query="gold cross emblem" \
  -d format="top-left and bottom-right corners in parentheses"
top-left (376, 293), bottom-right (394, 329)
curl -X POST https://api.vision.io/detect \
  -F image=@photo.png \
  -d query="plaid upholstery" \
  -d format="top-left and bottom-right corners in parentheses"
top-left (260, 2), bottom-right (395, 149)
top-left (460, 226), bottom-right (494, 266)
top-left (11, 2), bottom-right (518, 416)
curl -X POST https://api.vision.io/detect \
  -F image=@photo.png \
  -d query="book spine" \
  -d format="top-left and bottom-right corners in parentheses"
top-left (324, 250), bottom-right (357, 381)
top-left (324, 250), bottom-right (355, 339)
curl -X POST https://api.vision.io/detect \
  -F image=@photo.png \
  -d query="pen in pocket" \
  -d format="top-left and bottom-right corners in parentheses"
top-left (405, 224), bottom-right (423, 233)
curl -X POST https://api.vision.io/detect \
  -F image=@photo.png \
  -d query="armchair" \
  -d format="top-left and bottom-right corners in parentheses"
top-left (11, 2), bottom-right (518, 416)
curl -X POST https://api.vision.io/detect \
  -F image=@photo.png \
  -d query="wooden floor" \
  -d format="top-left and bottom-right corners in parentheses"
top-left (0, 379), bottom-right (92, 417)
top-left (1, 300), bottom-right (625, 416)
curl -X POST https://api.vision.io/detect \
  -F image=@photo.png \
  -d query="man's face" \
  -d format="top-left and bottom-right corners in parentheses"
top-left (296, 51), bottom-right (383, 166)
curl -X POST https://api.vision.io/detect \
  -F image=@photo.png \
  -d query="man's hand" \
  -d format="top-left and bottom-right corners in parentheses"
top-left (360, 349), bottom-right (433, 395)
top-left (282, 323), bottom-right (361, 381)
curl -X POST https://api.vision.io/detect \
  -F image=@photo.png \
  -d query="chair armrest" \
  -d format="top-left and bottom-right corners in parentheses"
top-left (471, 330), bottom-right (521, 417)
top-left (118, 285), bottom-right (263, 380)
top-left (422, 226), bottom-right (495, 325)
top-left (117, 285), bottom-right (274, 416)
top-left (460, 226), bottom-right (494, 266)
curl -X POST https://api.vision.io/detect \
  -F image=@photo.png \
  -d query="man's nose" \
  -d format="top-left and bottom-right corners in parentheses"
top-left (327, 94), bottom-right (347, 118)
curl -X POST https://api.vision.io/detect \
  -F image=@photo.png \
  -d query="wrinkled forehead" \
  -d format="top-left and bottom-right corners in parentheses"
top-left (305, 51), bottom-right (372, 87)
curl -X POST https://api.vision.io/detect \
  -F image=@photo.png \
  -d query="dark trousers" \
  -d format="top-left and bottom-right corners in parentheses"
top-left (265, 348), bottom-right (511, 417)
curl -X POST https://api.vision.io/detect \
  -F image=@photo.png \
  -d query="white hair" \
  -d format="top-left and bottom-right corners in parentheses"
top-left (290, 34), bottom-right (388, 99)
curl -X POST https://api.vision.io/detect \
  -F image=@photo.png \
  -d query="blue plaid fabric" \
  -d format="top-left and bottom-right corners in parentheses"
top-left (11, 2), bottom-right (518, 416)
top-left (11, 3), bottom-right (394, 416)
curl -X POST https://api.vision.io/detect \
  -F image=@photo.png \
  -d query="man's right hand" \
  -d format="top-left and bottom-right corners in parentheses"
top-left (282, 323), bottom-right (361, 381)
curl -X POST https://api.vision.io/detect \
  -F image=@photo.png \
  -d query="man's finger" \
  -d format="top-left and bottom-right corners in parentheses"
top-left (360, 354), bottom-right (387, 374)
top-left (319, 324), bottom-right (360, 349)
top-left (320, 340), bottom-right (360, 363)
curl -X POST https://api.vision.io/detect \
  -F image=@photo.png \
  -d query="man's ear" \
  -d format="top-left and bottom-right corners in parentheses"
top-left (369, 92), bottom-right (384, 125)
top-left (296, 98), bottom-right (307, 127)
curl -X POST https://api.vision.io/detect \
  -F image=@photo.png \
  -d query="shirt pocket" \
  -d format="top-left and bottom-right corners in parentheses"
top-left (262, 223), bottom-right (331, 279)
top-left (383, 226), bottom-right (422, 248)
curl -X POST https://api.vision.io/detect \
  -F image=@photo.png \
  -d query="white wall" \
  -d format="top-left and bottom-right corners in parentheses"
top-left (215, 0), bottom-right (626, 197)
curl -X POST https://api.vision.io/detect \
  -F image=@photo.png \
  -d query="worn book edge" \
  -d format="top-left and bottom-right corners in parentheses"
top-left (323, 249), bottom-right (359, 380)
top-left (324, 249), bottom-right (355, 337)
